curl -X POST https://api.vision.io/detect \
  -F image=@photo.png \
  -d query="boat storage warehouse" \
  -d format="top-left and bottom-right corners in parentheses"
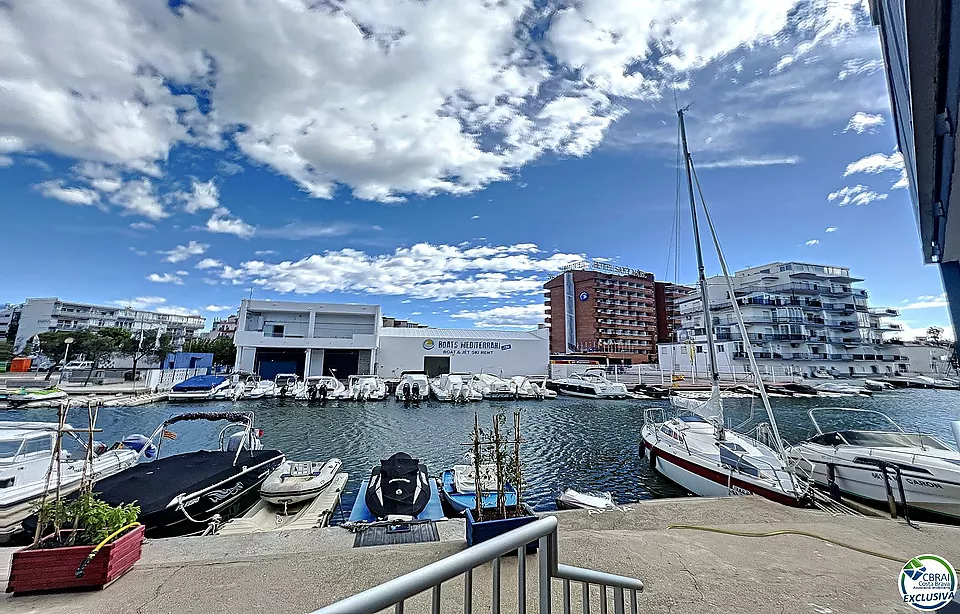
top-left (233, 299), bottom-right (549, 379)
top-left (377, 328), bottom-right (549, 378)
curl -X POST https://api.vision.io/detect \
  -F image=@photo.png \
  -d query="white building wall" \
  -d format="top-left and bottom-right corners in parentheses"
top-left (377, 329), bottom-right (549, 377)
top-left (898, 344), bottom-right (955, 375)
top-left (14, 298), bottom-right (58, 351)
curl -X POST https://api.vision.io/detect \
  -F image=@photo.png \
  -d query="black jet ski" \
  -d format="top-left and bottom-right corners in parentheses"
top-left (348, 452), bottom-right (444, 522)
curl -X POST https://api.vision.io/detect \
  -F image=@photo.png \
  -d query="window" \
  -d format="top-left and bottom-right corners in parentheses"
top-left (21, 436), bottom-right (52, 456)
top-left (695, 346), bottom-right (704, 353)
top-left (717, 346), bottom-right (725, 353)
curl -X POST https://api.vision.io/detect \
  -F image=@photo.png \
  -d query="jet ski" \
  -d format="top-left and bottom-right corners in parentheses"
top-left (347, 452), bottom-right (445, 523)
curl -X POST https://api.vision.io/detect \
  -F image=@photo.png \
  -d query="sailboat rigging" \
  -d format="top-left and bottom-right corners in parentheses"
top-left (640, 108), bottom-right (809, 506)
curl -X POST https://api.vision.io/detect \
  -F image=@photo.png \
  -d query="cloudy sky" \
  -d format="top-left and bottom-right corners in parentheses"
top-left (0, 0), bottom-right (950, 338)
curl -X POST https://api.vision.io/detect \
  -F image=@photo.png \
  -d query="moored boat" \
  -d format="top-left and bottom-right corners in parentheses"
top-left (167, 375), bottom-right (232, 402)
top-left (219, 471), bottom-right (349, 535)
top-left (395, 371), bottom-right (429, 403)
top-left (300, 375), bottom-right (347, 401)
top-left (7, 387), bottom-right (68, 408)
top-left (549, 369), bottom-right (634, 399)
top-left (346, 375), bottom-right (388, 401)
top-left (439, 453), bottom-right (517, 516)
top-left (348, 452), bottom-right (444, 523)
top-left (556, 488), bottom-right (616, 510)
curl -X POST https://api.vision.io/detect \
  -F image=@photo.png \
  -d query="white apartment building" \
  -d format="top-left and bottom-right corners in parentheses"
top-left (658, 262), bottom-right (909, 378)
top-left (14, 297), bottom-right (206, 352)
top-left (0, 304), bottom-right (17, 340)
top-left (204, 314), bottom-right (239, 340)
top-left (234, 299), bottom-right (381, 380)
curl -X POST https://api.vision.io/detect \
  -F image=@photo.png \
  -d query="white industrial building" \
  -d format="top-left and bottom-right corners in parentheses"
top-left (377, 328), bottom-right (549, 377)
top-left (234, 300), bottom-right (381, 380)
top-left (233, 299), bottom-right (548, 379)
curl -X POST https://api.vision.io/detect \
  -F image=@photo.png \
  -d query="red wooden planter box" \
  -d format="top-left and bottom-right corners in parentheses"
top-left (6, 525), bottom-right (145, 595)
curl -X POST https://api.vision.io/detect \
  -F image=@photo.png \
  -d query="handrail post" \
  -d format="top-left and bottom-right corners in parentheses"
top-left (540, 535), bottom-right (551, 614)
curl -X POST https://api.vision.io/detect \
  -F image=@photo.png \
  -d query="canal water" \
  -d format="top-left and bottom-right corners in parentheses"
top-left (4, 389), bottom-right (960, 517)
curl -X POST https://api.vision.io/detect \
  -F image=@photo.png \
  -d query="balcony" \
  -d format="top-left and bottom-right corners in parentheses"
top-left (772, 333), bottom-right (806, 341)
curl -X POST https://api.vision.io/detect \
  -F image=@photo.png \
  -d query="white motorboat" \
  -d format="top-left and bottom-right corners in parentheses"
top-left (432, 373), bottom-right (483, 402)
top-left (787, 408), bottom-right (960, 522)
top-left (0, 422), bottom-right (140, 542)
top-left (396, 371), bottom-right (430, 402)
top-left (640, 109), bottom-right (809, 508)
top-left (274, 373), bottom-right (304, 399)
top-left (862, 379), bottom-right (893, 392)
top-left (7, 387), bottom-right (69, 408)
top-left (815, 382), bottom-right (871, 396)
top-left (346, 375), bottom-right (388, 401)
top-left (300, 376), bottom-right (347, 401)
top-left (246, 376), bottom-right (277, 399)
top-left (167, 375), bottom-right (233, 401)
top-left (556, 488), bottom-right (616, 510)
top-left (510, 375), bottom-right (556, 399)
top-left (260, 458), bottom-right (343, 506)
top-left (219, 472), bottom-right (349, 535)
top-left (550, 369), bottom-right (634, 399)
top-left (470, 373), bottom-right (516, 400)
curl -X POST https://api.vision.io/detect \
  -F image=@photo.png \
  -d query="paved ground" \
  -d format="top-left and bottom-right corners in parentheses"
top-left (2, 496), bottom-right (957, 613)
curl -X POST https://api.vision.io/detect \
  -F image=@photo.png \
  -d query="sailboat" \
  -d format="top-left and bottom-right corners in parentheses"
top-left (640, 108), bottom-right (810, 507)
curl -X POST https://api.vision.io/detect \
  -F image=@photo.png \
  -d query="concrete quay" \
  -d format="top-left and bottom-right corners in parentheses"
top-left (2, 496), bottom-right (957, 614)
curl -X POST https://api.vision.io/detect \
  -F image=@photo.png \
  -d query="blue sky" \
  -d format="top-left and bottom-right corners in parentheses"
top-left (0, 0), bottom-right (951, 338)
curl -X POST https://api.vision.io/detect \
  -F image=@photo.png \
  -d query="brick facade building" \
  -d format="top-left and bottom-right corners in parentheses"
top-left (544, 264), bottom-right (658, 363)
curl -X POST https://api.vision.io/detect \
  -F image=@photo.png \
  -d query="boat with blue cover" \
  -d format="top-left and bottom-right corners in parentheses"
top-left (439, 454), bottom-right (517, 516)
top-left (347, 452), bottom-right (445, 524)
top-left (167, 375), bottom-right (231, 401)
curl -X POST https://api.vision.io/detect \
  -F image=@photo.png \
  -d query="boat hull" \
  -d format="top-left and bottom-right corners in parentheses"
top-left (439, 470), bottom-right (518, 515)
top-left (641, 431), bottom-right (805, 507)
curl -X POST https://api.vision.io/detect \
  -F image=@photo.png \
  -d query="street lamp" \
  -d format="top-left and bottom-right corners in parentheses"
top-left (59, 337), bottom-right (74, 385)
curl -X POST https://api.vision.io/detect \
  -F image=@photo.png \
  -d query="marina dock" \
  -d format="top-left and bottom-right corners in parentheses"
top-left (2, 496), bottom-right (952, 613)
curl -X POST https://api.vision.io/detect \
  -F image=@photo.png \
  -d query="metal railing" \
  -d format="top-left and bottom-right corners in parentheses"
top-left (312, 516), bottom-right (643, 614)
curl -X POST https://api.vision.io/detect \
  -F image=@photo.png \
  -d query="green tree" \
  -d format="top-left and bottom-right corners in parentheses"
top-left (120, 329), bottom-right (176, 382)
top-left (38, 331), bottom-right (92, 365)
top-left (182, 336), bottom-right (236, 367)
top-left (79, 327), bottom-right (131, 386)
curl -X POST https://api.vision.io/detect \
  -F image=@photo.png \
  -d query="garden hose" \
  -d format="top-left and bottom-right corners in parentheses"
top-left (75, 522), bottom-right (141, 578)
top-left (667, 524), bottom-right (906, 564)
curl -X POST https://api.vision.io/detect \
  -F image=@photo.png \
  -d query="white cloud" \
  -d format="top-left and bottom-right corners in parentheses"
top-left (109, 179), bottom-right (168, 219)
top-left (696, 155), bottom-right (801, 169)
top-left (129, 221), bottom-right (154, 230)
top-left (843, 151), bottom-right (904, 176)
top-left (825, 226), bottom-right (837, 232)
top-left (35, 180), bottom-right (100, 206)
top-left (900, 293), bottom-right (950, 311)
top-left (221, 242), bottom-right (582, 300)
top-left (256, 223), bottom-right (356, 240)
top-left (111, 296), bottom-right (167, 310)
top-left (843, 111), bottom-right (884, 134)
top-left (175, 179), bottom-right (220, 214)
top-left (400, 299), bottom-right (412, 304)
top-left (206, 208), bottom-right (255, 238)
top-left (196, 258), bottom-right (223, 270)
top-left (204, 304), bottom-right (233, 312)
top-left (254, 250), bottom-right (275, 256)
top-left (147, 272), bottom-right (185, 285)
top-left (471, 215), bottom-right (481, 220)
top-left (827, 184), bottom-right (888, 206)
top-left (0, 0), bottom-right (880, 205)
top-left (160, 240), bottom-right (208, 263)
top-left (451, 304), bottom-right (545, 328)
top-left (410, 311), bottom-right (422, 316)
top-left (0, 156), bottom-right (13, 167)
top-left (892, 168), bottom-right (909, 190)
top-left (837, 57), bottom-right (883, 80)
top-left (175, 270), bottom-right (189, 276)
top-left (804, 239), bottom-right (819, 246)
top-left (129, 247), bottom-right (148, 257)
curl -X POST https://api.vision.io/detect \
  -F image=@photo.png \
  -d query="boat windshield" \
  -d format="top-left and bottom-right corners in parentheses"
top-left (0, 440), bottom-right (22, 459)
top-left (837, 431), bottom-right (951, 450)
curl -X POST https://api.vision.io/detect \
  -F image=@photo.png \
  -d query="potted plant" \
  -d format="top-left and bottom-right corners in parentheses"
top-left (464, 410), bottom-right (538, 551)
top-left (6, 406), bottom-right (144, 595)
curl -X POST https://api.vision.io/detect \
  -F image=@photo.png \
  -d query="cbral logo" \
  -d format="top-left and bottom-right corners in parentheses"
top-left (423, 339), bottom-right (435, 350)
top-left (899, 555), bottom-right (957, 611)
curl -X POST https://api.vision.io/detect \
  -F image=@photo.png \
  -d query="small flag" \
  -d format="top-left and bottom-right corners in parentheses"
top-left (161, 430), bottom-right (177, 440)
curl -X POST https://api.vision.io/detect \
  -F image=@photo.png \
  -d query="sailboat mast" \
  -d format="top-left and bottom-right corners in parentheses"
top-left (678, 108), bottom-right (719, 385)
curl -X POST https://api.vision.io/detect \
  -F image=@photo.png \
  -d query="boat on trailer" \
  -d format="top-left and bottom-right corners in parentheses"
top-left (88, 411), bottom-right (284, 537)
top-left (787, 408), bottom-right (960, 522)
